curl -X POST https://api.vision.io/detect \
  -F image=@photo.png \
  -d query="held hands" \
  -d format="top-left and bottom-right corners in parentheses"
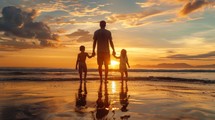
top-left (112, 50), bottom-right (116, 56)
top-left (92, 51), bottom-right (96, 57)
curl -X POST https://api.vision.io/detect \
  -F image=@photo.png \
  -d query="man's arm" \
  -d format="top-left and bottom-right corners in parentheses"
top-left (92, 32), bottom-right (97, 56)
top-left (87, 53), bottom-right (93, 58)
top-left (92, 39), bottom-right (96, 55)
top-left (109, 32), bottom-right (116, 55)
top-left (113, 54), bottom-right (120, 59)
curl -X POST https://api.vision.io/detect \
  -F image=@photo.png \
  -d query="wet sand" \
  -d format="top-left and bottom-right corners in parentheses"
top-left (0, 80), bottom-right (215, 120)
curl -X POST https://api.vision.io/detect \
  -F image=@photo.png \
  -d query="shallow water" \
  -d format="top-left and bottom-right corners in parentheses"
top-left (0, 80), bottom-right (215, 120)
top-left (1, 68), bottom-right (215, 81)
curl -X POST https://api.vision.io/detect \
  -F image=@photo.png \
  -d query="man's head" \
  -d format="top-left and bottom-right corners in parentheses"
top-left (80, 45), bottom-right (85, 52)
top-left (100, 20), bottom-right (106, 29)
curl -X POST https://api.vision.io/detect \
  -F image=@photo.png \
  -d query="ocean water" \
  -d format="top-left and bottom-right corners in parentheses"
top-left (1, 68), bottom-right (215, 119)
top-left (0, 68), bottom-right (215, 82)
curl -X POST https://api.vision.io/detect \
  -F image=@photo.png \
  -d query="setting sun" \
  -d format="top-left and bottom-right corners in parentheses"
top-left (110, 60), bottom-right (119, 67)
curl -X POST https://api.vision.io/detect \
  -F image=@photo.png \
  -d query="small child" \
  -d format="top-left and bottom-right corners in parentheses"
top-left (76, 45), bottom-right (93, 82)
top-left (114, 49), bottom-right (130, 81)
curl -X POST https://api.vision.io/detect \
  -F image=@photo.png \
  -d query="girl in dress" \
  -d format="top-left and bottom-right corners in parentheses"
top-left (114, 49), bottom-right (130, 81)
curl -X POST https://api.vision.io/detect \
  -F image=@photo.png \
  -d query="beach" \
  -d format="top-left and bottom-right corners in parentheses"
top-left (1, 79), bottom-right (215, 120)
top-left (1, 1), bottom-right (215, 120)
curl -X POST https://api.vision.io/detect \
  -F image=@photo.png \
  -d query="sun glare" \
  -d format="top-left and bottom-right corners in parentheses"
top-left (110, 60), bottom-right (119, 67)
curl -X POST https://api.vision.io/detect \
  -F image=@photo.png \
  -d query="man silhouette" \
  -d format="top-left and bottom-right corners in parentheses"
top-left (92, 20), bottom-right (115, 82)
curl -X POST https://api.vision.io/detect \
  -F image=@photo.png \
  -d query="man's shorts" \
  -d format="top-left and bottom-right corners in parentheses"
top-left (97, 52), bottom-right (110, 66)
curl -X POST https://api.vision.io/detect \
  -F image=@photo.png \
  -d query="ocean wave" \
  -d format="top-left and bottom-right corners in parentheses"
top-left (0, 76), bottom-right (214, 84)
top-left (0, 68), bottom-right (215, 84)
top-left (0, 71), bottom-right (74, 76)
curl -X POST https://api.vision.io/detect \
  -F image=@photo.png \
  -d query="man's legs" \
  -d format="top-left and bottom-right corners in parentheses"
top-left (97, 53), bottom-right (103, 82)
top-left (84, 81), bottom-right (87, 94)
top-left (104, 53), bottom-right (110, 82)
top-left (98, 65), bottom-right (102, 82)
top-left (97, 52), bottom-right (110, 82)
top-left (104, 64), bottom-right (108, 82)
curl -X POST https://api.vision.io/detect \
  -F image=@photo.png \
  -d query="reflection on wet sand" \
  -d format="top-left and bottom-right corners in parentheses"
top-left (1, 100), bottom-right (55, 120)
top-left (95, 81), bottom-right (110, 119)
top-left (120, 81), bottom-right (130, 112)
top-left (2, 80), bottom-right (215, 119)
top-left (75, 81), bottom-right (87, 112)
top-left (120, 81), bottom-right (130, 119)
top-left (90, 81), bottom-right (130, 120)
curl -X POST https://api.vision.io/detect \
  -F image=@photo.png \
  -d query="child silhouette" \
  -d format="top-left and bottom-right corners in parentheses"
top-left (76, 46), bottom-right (94, 82)
top-left (114, 49), bottom-right (130, 81)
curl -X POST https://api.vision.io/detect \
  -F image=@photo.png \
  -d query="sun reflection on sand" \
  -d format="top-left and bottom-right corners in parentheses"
top-left (111, 81), bottom-right (117, 94)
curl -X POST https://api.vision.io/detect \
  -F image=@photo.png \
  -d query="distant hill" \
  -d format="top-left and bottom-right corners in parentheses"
top-left (196, 64), bottom-right (215, 68)
top-left (134, 63), bottom-right (215, 68)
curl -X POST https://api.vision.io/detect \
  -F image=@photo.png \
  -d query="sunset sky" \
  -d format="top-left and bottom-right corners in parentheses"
top-left (0, 0), bottom-right (215, 68)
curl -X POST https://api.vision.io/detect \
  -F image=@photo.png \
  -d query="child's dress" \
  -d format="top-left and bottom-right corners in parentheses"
top-left (119, 56), bottom-right (128, 72)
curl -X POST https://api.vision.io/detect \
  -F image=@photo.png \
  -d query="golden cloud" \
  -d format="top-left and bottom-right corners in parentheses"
top-left (137, 0), bottom-right (215, 16)
top-left (70, 6), bottom-right (111, 17)
top-left (179, 0), bottom-right (214, 16)
top-left (107, 10), bottom-right (163, 27)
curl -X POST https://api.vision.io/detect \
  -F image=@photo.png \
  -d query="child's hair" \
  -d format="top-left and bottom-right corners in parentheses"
top-left (80, 45), bottom-right (85, 51)
top-left (121, 49), bottom-right (127, 58)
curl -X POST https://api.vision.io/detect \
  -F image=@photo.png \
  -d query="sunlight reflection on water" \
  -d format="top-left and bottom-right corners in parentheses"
top-left (111, 81), bottom-right (116, 94)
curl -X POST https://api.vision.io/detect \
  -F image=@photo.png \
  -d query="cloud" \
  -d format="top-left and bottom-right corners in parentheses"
top-left (166, 50), bottom-right (176, 54)
top-left (192, 29), bottom-right (215, 41)
top-left (136, 1), bottom-right (160, 8)
top-left (47, 16), bottom-right (77, 26)
top-left (107, 9), bottom-right (163, 27)
top-left (179, 0), bottom-right (212, 16)
top-left (137, 0), bottom-right (214, 16)
top-left (21, 1), bottom-right (111, 19)
top-left (0, 39), bottom-right (38, 51)
top-left (158, 0), bottom-right (188, 5)
top-left (70, 5), bottom-right (111, 17)
top-left (0, 34), bottom-right (44, 51)
top-left (166, 51), bottom-right (215, 60)
top-left (0, 6), bottom-right (59, 49)
top-left (165, 16), bottom-right (203, 23)
top-left (159, 0), bottom-right (215, 16)
top-left (66, 29), bottom-right (93, 43)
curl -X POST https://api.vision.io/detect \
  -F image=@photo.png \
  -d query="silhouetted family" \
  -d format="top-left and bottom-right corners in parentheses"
top-left (76, 20), bottom-right (130, 83)
top-left (75, 20), bottom-right (130, 119)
